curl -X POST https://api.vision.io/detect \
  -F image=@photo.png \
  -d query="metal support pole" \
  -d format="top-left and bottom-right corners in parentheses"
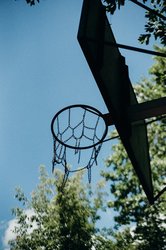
top-left (128, 96), bottom-right (166, 122)
top-left (105, 41), bottom-right (166, 57)
top-left (104, 97), bottom-right (166, 125)
top-left (86, 37), bottom-right (166, 57)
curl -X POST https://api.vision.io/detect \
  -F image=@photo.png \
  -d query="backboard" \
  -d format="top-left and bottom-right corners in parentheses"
top-left (77, 0), bottom-right (154, 204)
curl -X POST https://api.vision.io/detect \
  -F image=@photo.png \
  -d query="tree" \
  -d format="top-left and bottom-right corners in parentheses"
top-left (25, 0), bottom-right (40, 6)
top-left (103, 0), bottom-right (166, 46)
top-left (9, 166), bottom-right (108, 250)
top-left (102, 47), bottom-right (166, 249)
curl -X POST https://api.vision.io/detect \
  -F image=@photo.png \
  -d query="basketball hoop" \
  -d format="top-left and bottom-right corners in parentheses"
top-left (51, 104), bottom-right (108, 187)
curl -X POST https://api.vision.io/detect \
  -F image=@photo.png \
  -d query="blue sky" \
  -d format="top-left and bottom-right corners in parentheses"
top-left (0, 0), bottom-right (156, 248)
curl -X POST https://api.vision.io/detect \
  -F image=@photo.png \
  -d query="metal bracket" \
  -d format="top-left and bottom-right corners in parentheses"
top-left (128, 96), bottom-right (166, 122)
top-left (104, 97), bottom-right (166, 125)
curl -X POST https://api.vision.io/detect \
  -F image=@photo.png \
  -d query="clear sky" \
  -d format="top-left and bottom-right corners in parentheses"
top-left (0, 0), bottom-right (156, 248)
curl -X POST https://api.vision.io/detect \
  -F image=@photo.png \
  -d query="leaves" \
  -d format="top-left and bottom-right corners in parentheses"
top-left (103, 0), bottom-right (166, 46)
top-left (103, 0), bottom-right (125, 14)
top-left (139, 11), bottom-right (166, 45)
top-left (25, 0), bottom-right (40, 6)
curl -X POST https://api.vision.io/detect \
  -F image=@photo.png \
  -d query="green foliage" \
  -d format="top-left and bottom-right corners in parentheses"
top-left (93, 235), bottom-right (115, 250)
top-left (133, 204), bottom-right (166, 250)
top-left (25, 0), bottom-right (40, 6)
top-left (149, 46), bottom-right (166, 85)
top-left (102, 47), bottom-right (166, 249)
top-left (138, 0), bottom-right (166, 45)
top-left (113, 228), bottom-right (136, 250)
top-left (102, 0), bottom-right (125, 14)
top-left (9, 167), bottom-right (108, 250)
top-left (103, 0), bottom-right (166, 46)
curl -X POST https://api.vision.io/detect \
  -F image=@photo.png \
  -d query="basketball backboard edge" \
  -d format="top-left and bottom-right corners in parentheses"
top-left (77, 0), bottom-right (154, 204)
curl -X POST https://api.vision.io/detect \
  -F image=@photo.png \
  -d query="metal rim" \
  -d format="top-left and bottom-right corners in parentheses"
top-left (51, 104), bottom-right (108, 150)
